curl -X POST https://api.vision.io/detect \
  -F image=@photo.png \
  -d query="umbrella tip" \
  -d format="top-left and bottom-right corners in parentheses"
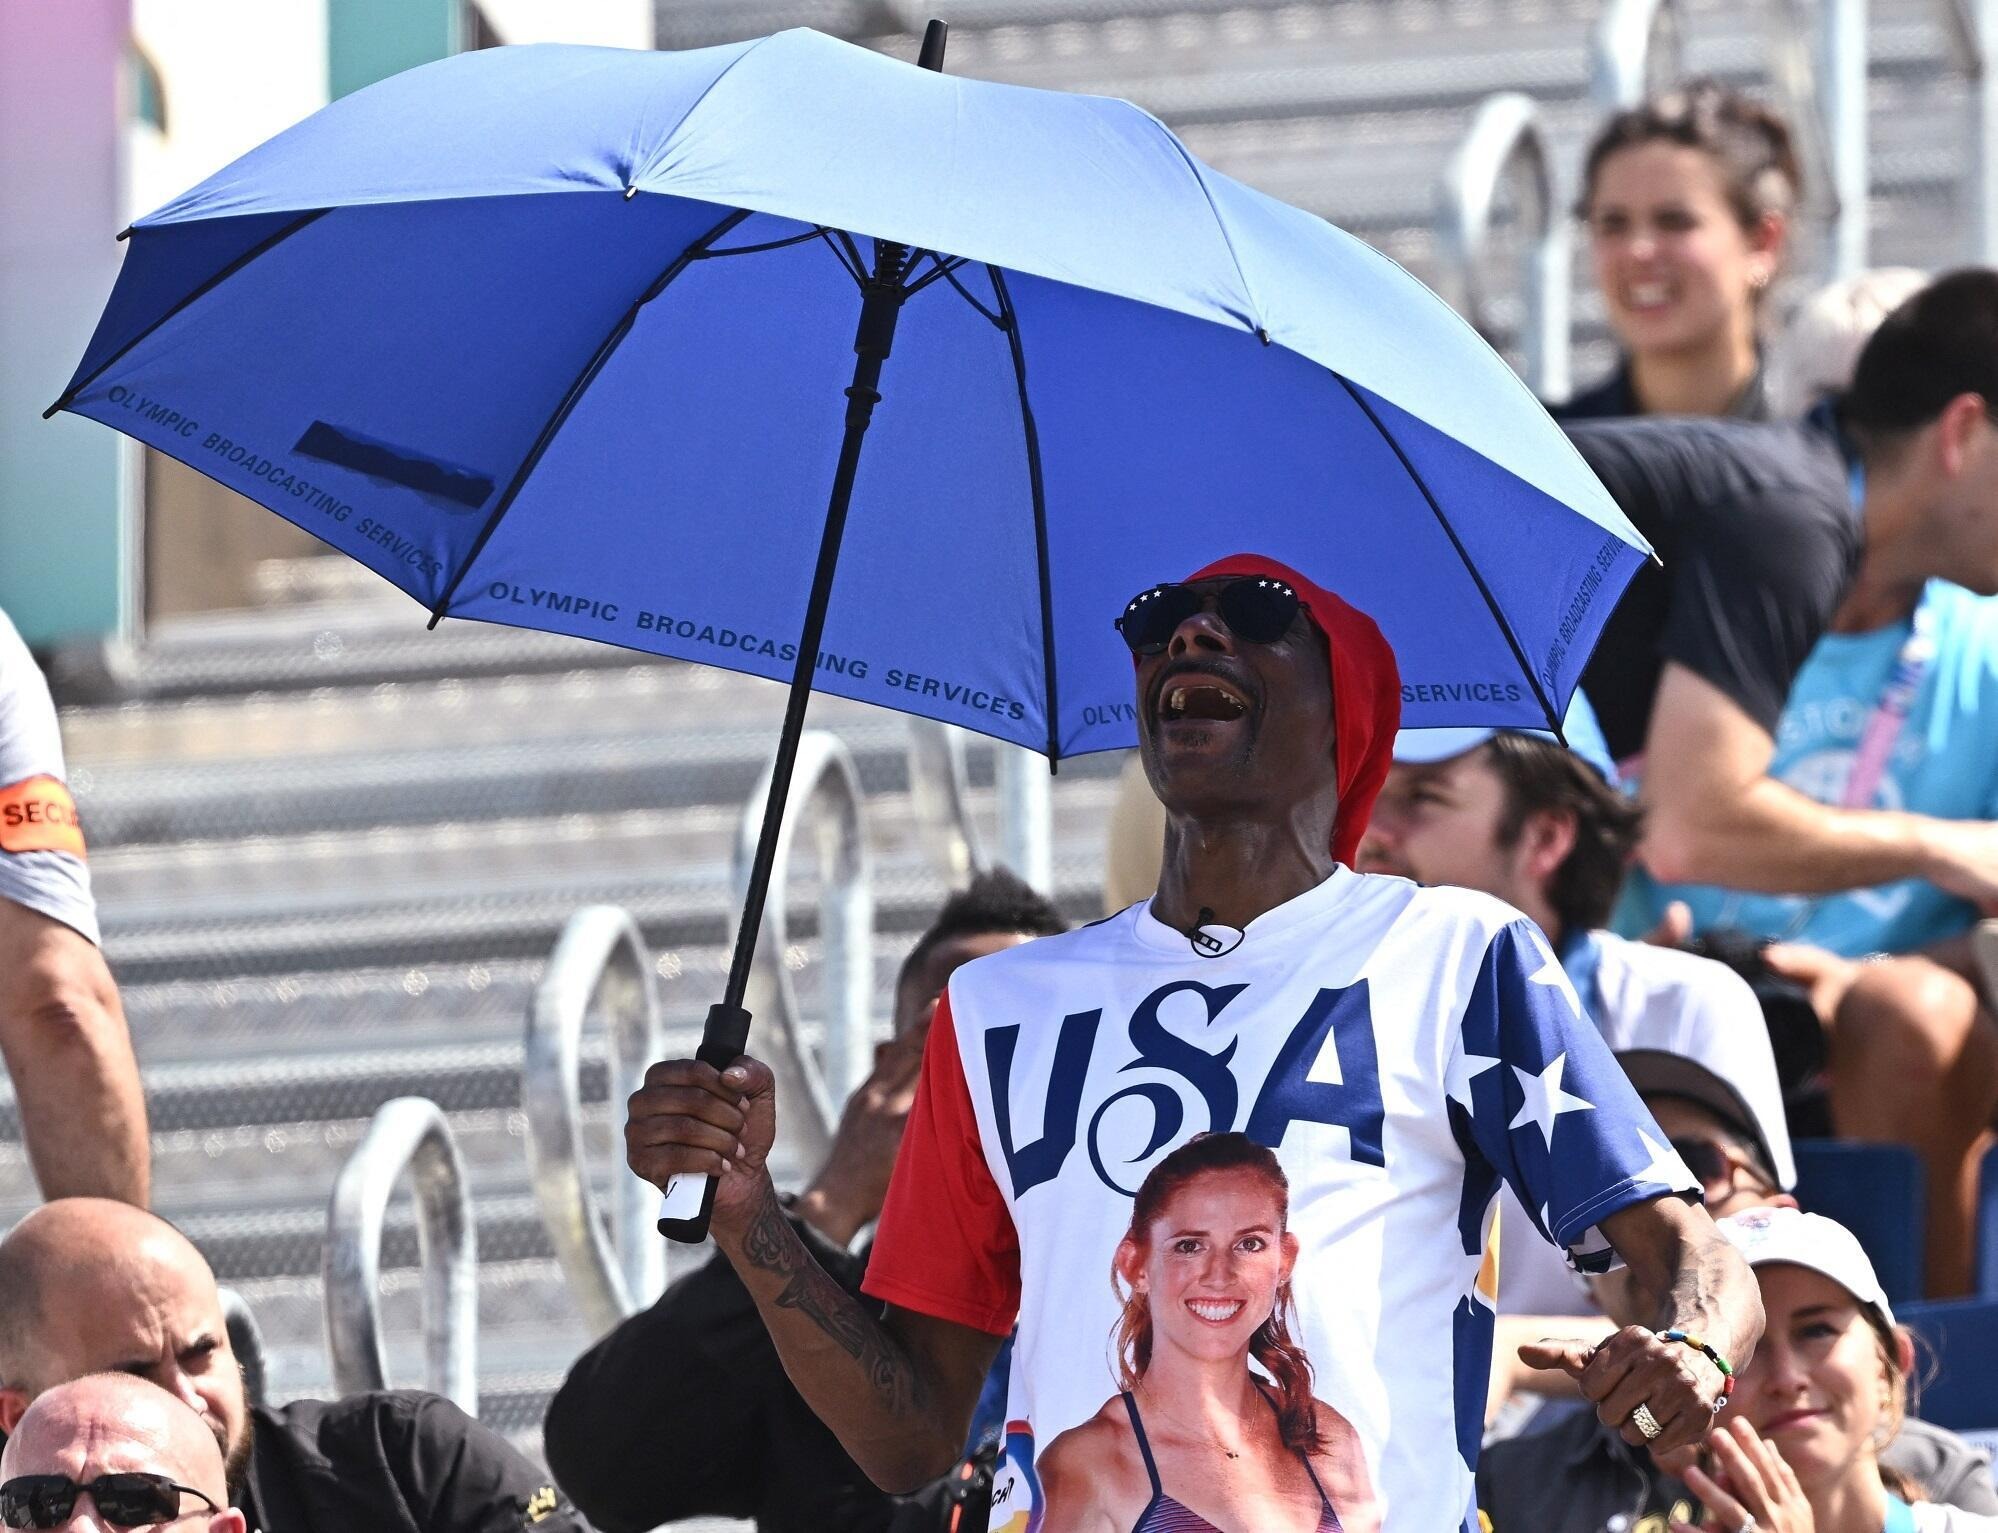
top-left (917, 18), bottom-right (948, 72)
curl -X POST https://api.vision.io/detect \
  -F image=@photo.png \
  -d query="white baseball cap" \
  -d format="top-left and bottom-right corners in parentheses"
top-left (1391, 691), bottom-right (1618, 786)
top-left (1718, 1206), bottom-right (1896, 1330)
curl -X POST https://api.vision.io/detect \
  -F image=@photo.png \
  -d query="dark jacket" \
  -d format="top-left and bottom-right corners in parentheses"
top-left (1550, 357), bottom-right (1773, 423)
top-left (1478, 1405), bottom-right (1998, 1532)
top-left (241, 1392), bottom-right (585, 1533)
top-left (544, 1215), bottom-right (988, 1533)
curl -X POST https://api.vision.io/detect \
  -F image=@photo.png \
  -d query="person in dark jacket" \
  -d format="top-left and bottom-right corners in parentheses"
top-left (544, 869), bottom-right (1066, 1533)
top-left (0, 1198), bottom-right (579, 1533)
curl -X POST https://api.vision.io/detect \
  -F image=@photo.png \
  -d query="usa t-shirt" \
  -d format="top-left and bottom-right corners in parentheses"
top-left (864, 869), bottom-right (1695, 1533)
top-left (1636, 580), bottom-right (1998, 957)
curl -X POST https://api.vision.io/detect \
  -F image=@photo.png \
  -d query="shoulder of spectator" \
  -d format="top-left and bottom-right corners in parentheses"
top-left (1597, 931), bottom-right (1765, 1021)
top-left (1888, 1418), bottom-right (1998, 1513)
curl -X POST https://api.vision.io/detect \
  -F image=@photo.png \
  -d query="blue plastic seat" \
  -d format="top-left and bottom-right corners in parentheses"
top-left (1900, 1298), bottom-right (1998, 1432)
top-left (1790, 1140), bottom-right (1925, 1306)
top-left (1974, 1142), bottom-right (1998, 1300)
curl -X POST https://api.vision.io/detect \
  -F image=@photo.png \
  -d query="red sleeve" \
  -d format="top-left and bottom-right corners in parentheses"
top-left (861, 991), bottom-right (1020, 1335)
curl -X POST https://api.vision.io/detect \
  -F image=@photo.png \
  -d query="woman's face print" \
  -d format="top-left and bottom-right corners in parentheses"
top-left (1119, 1166), bottom-right (1299, 1366)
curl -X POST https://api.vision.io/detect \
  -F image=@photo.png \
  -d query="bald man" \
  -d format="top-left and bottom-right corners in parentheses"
top-left (1, 1373), bottom-right (242, 1531)
top-left (0, 1200), bottom-right (582, 1533)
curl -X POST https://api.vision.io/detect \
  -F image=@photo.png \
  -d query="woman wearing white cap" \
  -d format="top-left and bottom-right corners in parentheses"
top-left (1673, 1208), bottom-right (1998, 1532)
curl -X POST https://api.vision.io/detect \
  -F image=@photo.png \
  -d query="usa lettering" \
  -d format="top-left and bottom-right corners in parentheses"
top-left (986, 979), bottom-right (1386, 1198)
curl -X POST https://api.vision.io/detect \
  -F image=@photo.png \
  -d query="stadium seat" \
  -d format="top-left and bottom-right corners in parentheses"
top-left (1791, 1141), bottom-right (1925, 1305)
top-left (1900, 1298), bottom-right (1998, 1435)
top-left (1975, 1143), bottom-right (1998, 1301)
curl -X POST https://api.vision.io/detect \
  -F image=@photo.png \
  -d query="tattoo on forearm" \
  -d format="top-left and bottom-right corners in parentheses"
top-left (738, 1186), bottom-right (932, 1415)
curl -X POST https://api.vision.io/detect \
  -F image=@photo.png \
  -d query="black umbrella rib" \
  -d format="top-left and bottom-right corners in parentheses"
top-left (44, 208), bottom-right (331, 419)
top-left (700, 226), bottom-right (831, 260)
top-left (426, 206), bottom-right (752, 628)
top-left (1332, 374), bottom-right (1565, 739)
top-left (987, 265), bottom-right (1061, 766)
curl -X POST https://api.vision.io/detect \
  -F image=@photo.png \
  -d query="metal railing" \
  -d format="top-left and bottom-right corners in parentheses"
top-left (1590, 0), bottom-right (1685, 109)
top-left (1940, 0), bottom-right (1998, 261)
top-left (906, 720), bottom-right (1055, 894)
top-left (525, 905), bottom-right (668, 1337)
top-left (906, 720), bottom-right (984, 882)
top-left (735, 730), bottom-right (876, 1140)
top-left (219, 1287), bottom-right (267, 1408)
top-left (1436, 92), bottom-right (1572, 401)
top-left (323, 1096), bottom-right (478, 1413)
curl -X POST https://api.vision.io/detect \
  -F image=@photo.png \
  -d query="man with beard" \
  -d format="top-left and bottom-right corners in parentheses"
top-left (626, 554), bottom-right (1764, 1531)
top-left (0, 1199), bottom-right (581, 1533)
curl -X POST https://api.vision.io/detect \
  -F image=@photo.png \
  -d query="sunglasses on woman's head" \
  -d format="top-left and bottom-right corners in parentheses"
top-left (1115, 578), bottom-right (1301, 657)
top-left (0, 1473), bottom-right (218, 1529)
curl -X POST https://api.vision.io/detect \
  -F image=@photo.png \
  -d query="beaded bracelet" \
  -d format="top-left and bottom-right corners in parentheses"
top-left (1658, 1329), bottom-right (1735, 1410)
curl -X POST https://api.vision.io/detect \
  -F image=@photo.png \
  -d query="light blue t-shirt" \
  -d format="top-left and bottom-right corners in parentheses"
top-left (1634, 580), bottom-right (1998, 958)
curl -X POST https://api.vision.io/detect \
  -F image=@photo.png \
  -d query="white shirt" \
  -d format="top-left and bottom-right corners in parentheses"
top-left (866, 869), bottom-right (1696, 1533)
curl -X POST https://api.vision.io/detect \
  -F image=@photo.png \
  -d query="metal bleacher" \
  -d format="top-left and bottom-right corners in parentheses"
top-left (9, 0), bottom-right (1995, 1519)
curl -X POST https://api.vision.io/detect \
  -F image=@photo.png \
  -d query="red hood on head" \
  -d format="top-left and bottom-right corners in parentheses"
top-left (1180, 553), bottom-right (1402, 868)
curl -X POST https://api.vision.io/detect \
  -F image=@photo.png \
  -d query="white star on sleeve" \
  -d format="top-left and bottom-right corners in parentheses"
top-left (1509, 1052), bottom-right (1596, 1151)
top-left (1632, 1128), bottom-right (1694, 1190)
top-left (1526, 945), bottom-right (1585, 1022)
top-left (1445, 1047), bottom-right (1501, 1114)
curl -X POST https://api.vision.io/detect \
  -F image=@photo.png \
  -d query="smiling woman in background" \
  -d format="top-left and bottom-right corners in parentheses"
top-left (1672, 1208), bottom-right (1998, 1533)
top-left (1558, 80), bottom-right (1801, 423)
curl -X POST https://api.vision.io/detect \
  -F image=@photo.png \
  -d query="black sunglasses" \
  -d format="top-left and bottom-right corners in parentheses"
top-left (0, 1473), bottom-right (218, 1529)
top-left (1115, 577), bottom-right (1302, 657)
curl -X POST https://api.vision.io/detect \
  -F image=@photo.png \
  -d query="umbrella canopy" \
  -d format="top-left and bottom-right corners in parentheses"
top-left (56, 28), bottom-right (1647, 760)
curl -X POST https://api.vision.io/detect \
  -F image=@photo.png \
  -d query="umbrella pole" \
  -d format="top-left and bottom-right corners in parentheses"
top-left (658, 239), bottom-right (917, 1242)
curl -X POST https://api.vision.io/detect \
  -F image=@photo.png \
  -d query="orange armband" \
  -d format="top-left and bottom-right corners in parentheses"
top-left (0, 775), bottom-right (86, 857)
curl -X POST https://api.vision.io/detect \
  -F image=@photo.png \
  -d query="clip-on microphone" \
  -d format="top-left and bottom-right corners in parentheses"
top-left (1188, 906), bottom-right (1245, 958)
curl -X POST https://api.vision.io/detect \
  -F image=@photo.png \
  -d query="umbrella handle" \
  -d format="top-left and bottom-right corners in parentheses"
top-left (656, 1002), bottom-right (753, 1241)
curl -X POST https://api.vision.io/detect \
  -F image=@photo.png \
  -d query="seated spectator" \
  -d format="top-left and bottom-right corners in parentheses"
top-left (1568, 271), bottom-right (1998, 901)
top-left (1556, 80), bottom-right (1799, 422)
top-left (1357, 703), bottom-right (1795, 1318)
top-left (2, 1373), bottom-right (243, 1532)
top-left (1676, 1208), bottom-right (1998, 1532)
top-left (0, 1199), bottom-right (580, 1533)
top-left (0, 607), bottom-right (147, 1205)
top-left (1477, 1202), bottom-right (1998, 1528)
top-left (1625, 268), bottom-right (1998, 1294)
top-left (546, 869), bottom-right (1066, 1533)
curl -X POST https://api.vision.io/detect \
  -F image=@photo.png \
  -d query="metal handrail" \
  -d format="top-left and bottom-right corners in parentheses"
top-left (526, 905), bottom-right (668, 1337)
top-left (219, 1287), bottom-right (267, 1408)
top-left (1940, 0), bottom-right (1998, 260)
top-left (323, 1097), bottom-right (478, 1413)
top-left (905, 720), bottom-right (984, 881)
top-left (735, 729), bottom-right (875, 1145)
top-left (1436, 92), bottom-right (1572, 401)
top-left (998, 745), bottom-right (1054, 894)
top-left (906, 722), bottom-right (1055, 894)
top-left (1590, 0), bottom-right (1685, 109)
top-left (1812, 0), bottom-right (1869, 278)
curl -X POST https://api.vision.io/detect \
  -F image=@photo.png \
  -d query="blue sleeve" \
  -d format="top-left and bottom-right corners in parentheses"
top-left (1449, 920), bottom-right (1699, 1274)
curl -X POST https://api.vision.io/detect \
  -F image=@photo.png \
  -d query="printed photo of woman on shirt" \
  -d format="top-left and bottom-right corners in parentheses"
top-left (1035, 1132), bottom-right (1379, 1533)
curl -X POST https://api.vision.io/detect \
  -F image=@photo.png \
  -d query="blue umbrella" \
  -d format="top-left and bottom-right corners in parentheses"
top-left (53, 24), bottom-right (1650, 1237)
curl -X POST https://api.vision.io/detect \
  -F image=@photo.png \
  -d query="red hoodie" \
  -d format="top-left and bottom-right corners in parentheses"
top-left (1179, 554), bottom-right (1402, 867)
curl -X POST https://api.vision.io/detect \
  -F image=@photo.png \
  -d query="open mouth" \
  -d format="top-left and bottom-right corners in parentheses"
top-left (1620, 279), bottom-right (1677, 313)
top-left (1185, 1297), bottom-right (1247, 1325)
top-left (1158, 680), bottom-right (1250, 723)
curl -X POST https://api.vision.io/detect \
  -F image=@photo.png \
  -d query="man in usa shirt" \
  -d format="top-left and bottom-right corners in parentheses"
top-left (626, 554), bottom-right (1764, 1533)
